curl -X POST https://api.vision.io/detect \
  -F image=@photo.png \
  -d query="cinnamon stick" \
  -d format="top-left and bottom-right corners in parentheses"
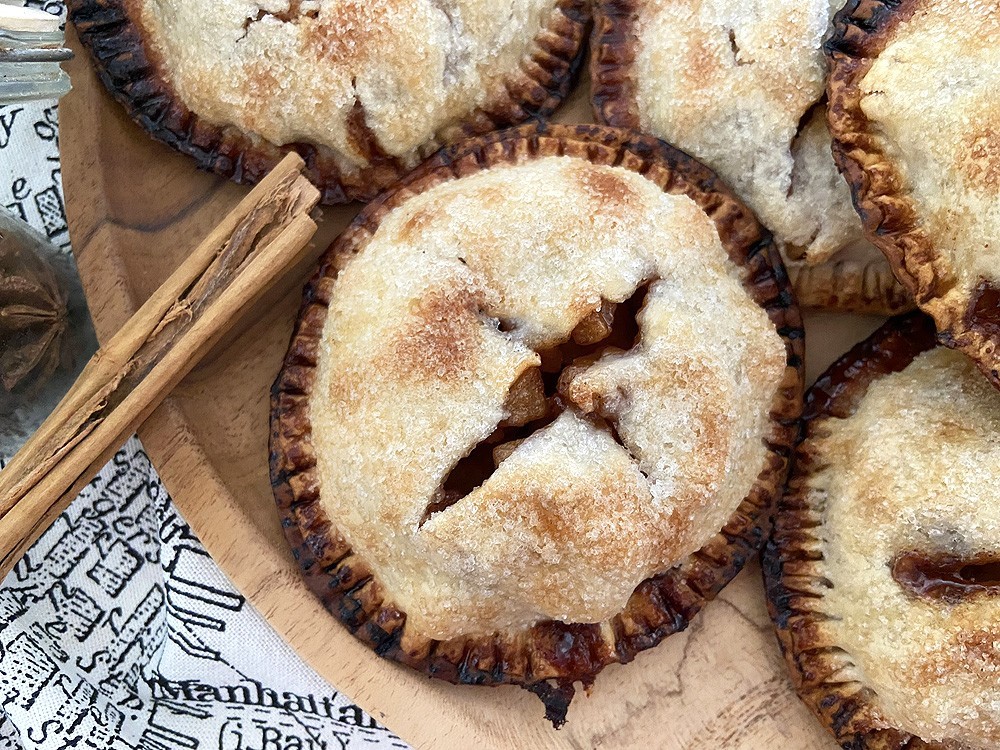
top-left (0, 153), bottom-right (321, 578)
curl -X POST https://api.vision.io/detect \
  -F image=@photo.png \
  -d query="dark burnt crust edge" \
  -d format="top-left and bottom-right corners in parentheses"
top-left (66, 0), bottom-right (590, 206)
top-left (270, 121), bottom-right (804, 727)
top-left (825, 0), bottom-right (936, 306)
top-left (763, 312), bottom-right (953, 750)
top-left (826, 0), bottom-right (1000, 388)
top-left (592, 0), bottom-right (915, 318)
top-left (589, 0), bottom-right (641, 130)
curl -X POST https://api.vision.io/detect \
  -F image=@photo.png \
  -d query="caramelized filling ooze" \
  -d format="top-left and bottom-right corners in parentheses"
top-left (419, 284), bottom-right (650, 526)
top-left (892, 550), bottom-right (1000, 604)
top-left (968, 276), bottom-right (1000, 339)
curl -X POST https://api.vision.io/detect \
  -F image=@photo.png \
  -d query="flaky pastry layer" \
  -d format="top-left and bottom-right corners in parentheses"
top-left (828, 0), bottom-right (1000, 385)
top-left (272, 123), bottom-right (803, 724)
top-left (69, 0), bottom-right (587, 202)
top-left (631, 0), bottom-right (854, 260)
top-left (768, 313), bottom-right (1000, 749)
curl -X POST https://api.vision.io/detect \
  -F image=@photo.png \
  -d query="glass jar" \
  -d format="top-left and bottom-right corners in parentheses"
top-left (0, 4), bottom-right (71, 103)
top-left (0, 3), bottom-right (89, 461)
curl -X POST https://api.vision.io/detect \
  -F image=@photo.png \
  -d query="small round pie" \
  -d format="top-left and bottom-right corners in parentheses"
top-left (67, 0), bottom-right (588, 204)
top-left (590, 0), bottom-right (911, 314)
top-left (270, 123), bottom-right (803, 724)
top-left (766, 313), bottom-right (1000, 749)
top-left (827, 0), bottom-right (1000, 385)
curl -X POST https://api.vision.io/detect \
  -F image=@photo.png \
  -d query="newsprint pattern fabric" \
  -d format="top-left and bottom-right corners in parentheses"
top-left (0, 3), bottom-right (407, 749)
top-left (0, 441), bottom-right (406, 750)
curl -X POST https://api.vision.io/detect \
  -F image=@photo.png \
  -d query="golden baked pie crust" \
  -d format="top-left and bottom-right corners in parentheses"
top-left (764, 312), bottom-right (958, 750)
top-left (826, 0), bottom-right (1000, 387)
top-left (67, 0), bottom-right (588, 204)
top-left (270, 122), bottom-right (804, 725)
top-left (589, 0), bottom-right (912, 316)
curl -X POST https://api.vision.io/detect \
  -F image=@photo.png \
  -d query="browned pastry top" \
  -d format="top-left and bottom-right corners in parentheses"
top-left (139, 0), bottom-right (552, 165)
top-left (69, 0), bottom-right (587, 202)
top-left (767, 313), bottom-right (1000, 749)
top-left (310, 148), bottom-right (786, 639)
top-left (592, 0), bottom-right (871, 267)
top-left (827, 0), bottom-right (1000, 384)
top-left (271, 123), bottom-right (803, 723)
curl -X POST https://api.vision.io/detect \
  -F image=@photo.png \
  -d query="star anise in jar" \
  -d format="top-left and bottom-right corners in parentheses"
top-left (0, 229), bottom-right (68, 394)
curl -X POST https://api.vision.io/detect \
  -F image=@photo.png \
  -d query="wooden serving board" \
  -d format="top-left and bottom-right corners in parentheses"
top-left (60, 30), bottom-right (883, 750)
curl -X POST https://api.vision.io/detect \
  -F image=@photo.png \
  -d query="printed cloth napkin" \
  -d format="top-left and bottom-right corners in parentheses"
top-left (0, 6), bottom-right (408, 748)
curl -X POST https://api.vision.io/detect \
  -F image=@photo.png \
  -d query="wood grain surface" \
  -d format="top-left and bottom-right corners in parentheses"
top-left (60, 29), bottom-right (881, 749)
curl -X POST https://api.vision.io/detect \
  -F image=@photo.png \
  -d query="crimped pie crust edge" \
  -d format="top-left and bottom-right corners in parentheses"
top-left (763, 312), bottom-right (952, 750)
top-left (67, 0), bottom-right (590, 205)
top-left (590, 0), bottom-right (912, 317)
top-left (826, 0), bottom-right (1000, 387)
top-left (269, 121), bottom-right (804, 726)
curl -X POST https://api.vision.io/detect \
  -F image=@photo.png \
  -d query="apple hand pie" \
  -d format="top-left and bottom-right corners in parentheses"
top-left (270, 123), bottom-right (803, 725)
top-left (67, 0), bottom-right (588, 203)
top-left (828, 0), bottom-right (1000, 386)
top-left (591, 0), bottom-right (911, 315)
top-left (767, 313), bottom-right (1000, 749)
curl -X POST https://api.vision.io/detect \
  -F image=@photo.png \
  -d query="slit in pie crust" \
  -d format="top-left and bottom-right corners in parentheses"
top-left (827, 0), bottom-right (1000, 386)
top-left (766, 312), bottom-right (1000, 749)
top-left (590, 0), bottom-right (912, 315)
top-left (67, 0), bottom-right (588, 204)
top-left (270, 122), bottom-right (803, 725)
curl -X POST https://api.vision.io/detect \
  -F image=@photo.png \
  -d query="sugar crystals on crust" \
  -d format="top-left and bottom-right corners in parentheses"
top-left (591, 0), bottom-right (912, 314)
top-left (767, 313), bottom-right (1000, 749)
top-left (827, 0), bottom-right (1000, 384)
top-left (270, 123), bottom-right (803, 724)
top-left (68, 0), bottom-right (589, 202)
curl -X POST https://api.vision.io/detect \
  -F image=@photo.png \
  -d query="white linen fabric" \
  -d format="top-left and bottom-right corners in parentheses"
top-left (0, 4), bottom-right (408, 748)
top-left (0, 440), bottom-right (406, 750)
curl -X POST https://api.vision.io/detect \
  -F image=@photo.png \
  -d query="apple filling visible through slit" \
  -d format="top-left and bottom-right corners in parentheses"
top-left (423, 284), bottom-right (650, 526)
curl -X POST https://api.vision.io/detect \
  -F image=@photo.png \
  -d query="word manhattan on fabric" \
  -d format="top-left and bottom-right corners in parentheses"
top-left (146, 677), bottom-right (382, 729)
